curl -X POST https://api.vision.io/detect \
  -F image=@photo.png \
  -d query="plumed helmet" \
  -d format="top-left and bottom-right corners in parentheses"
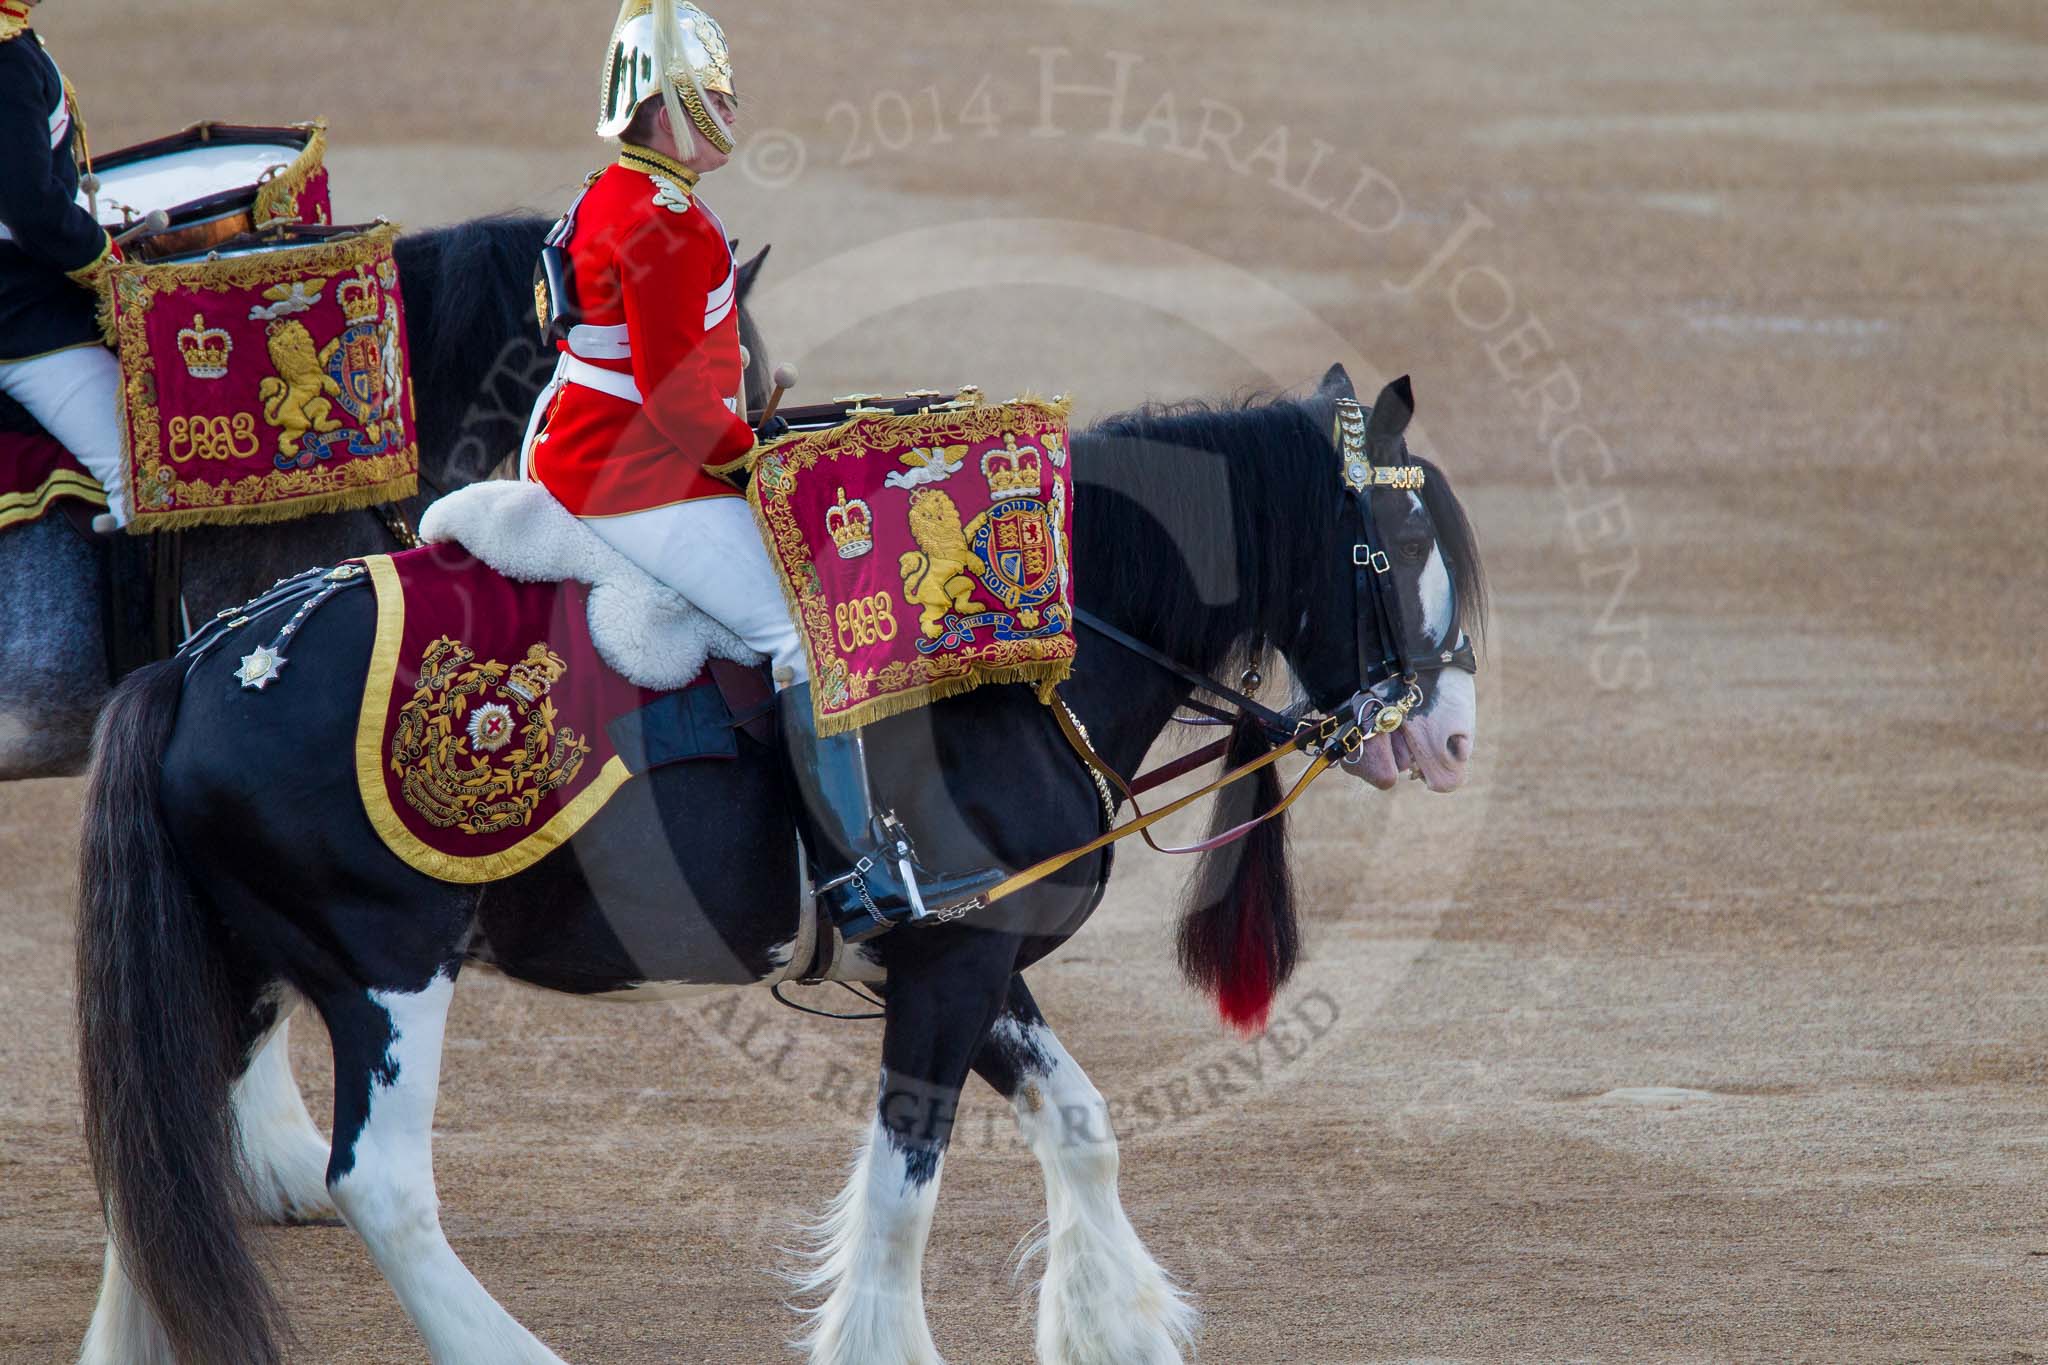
top-left (597, 0), bottom-right (736, 155)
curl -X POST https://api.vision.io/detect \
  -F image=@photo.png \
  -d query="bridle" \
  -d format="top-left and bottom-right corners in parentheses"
top-left (1330, 395), bottom-right (1478, 758)
top-left (1077, 394), bottom-right (1479, 765)
top-left (967, 390), bottom-right (1486, 906)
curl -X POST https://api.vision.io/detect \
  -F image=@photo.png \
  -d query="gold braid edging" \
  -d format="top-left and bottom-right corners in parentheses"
top-left (0, 469), bottom-right (106, 533)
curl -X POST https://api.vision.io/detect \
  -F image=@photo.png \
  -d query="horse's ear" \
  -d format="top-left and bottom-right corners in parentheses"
top-left (1365, 375), bottom-right (1414, 458)
top-left (1318, 363), bottom-right (1356, 400)
top-left (736, 243), bottom-right (772, 303)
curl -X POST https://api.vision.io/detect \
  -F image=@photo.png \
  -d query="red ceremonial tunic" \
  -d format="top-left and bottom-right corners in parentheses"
top-left (527, 144), bottom-right (755, 516)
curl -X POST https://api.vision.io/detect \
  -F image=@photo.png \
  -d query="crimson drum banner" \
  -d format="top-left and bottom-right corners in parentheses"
top-left (748, 397), bottom-right (1077, 736)
top-left (106, 222), bottom-right (418, 532)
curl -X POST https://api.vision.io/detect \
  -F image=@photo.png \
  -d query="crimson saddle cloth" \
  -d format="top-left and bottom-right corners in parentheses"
top-left (354, 542), bottom-right (766, 883)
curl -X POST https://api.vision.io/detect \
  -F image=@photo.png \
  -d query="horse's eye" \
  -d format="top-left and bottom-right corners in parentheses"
top-left (1398, 539), bottom-right (1428, 562)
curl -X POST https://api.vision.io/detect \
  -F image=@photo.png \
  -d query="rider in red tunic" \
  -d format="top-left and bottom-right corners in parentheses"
top-left (524, 1), bottom-right (1000, 942)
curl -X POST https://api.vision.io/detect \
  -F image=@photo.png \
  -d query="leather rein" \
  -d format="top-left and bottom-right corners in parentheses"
top-left (983, 396), bottom-right (1478, 906)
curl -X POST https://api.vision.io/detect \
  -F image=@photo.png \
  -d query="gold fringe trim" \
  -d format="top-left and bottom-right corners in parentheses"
top-left (252, 120), bottom-right (328, 227)
top-left (352, 554), bottom-right (637, 884)
top-left (815, 658), bottom-right (1074, 739)
top-left (0, 469), bottom-right (106, 533)
top-left (125, 471), bottom-right (416, 534)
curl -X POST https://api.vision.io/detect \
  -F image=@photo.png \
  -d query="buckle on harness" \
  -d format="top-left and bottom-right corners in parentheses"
top-left (1293, 713), bottom-right (1342, 752)
top-left (1353, 544), bottom-right (1391, 574)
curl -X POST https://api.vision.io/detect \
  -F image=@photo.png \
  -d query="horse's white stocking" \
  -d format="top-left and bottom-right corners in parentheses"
top-left (233, 1010), bottom-right (337, 1223)
top-left (791, 1116), bottom-right (946, 1365)
top-left (327, 974), bottom-right (567, 1365)
top-left (1006, 1021), bottom-right (1196, 1365)
top-left (78, 1239), bottom-right (175, 1365)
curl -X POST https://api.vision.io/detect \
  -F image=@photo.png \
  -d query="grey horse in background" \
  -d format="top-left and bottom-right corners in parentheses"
top-left (0, 217), bottom-right (773, 780)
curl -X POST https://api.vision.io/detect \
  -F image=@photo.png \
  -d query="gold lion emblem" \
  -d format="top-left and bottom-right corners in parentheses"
top-left (257, 319), bottom-right (344, 460)
top-left (898, 488), bottom-right (993, 639)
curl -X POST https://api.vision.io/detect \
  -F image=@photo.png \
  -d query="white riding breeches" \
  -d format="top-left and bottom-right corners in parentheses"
top-left (581, 495), bottom-right (808, 685)
top-left (0, 344), bottom-right (128, 523)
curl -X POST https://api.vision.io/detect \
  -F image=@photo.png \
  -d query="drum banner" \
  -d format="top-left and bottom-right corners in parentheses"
top-left (355, 545), bottom-right (686, 884)
top-left (0, 430), bottom-right (104, 535)
top-left (748, 397), bottom-right (1077, 736)
top-left (107, 223), bottom-right (418, 532)
top-left (250, 121), bottom-right (331, 229)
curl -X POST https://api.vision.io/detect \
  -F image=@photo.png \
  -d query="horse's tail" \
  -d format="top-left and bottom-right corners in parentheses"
top-left (77, 658), bottom-right (288, 1365)
top-left (1176, 710), bottom-right (1300, 1035)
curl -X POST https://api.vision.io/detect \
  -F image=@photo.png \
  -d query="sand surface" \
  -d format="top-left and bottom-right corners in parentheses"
top-left (3, 1), bottom-right (2045, 1360)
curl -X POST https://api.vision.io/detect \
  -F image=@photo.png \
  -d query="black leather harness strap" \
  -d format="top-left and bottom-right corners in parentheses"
top-left (1073, 607), bottom-right (1296, 742)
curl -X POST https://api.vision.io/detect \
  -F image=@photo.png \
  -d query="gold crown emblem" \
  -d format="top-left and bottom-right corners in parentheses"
top-left (176, 313), bottom-right (232, 380)
top-left (825, 487), bottom-right (874, 559)
top-left (337, 269), bottom-right (382, 327)
top-left (982, 433), bottom-right (1041, 501)
top-left (504, 644), bottom-right (569, 705)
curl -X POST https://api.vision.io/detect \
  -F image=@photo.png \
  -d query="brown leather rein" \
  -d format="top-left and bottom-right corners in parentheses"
top-left (982, 698), bottom-right (1372, 905)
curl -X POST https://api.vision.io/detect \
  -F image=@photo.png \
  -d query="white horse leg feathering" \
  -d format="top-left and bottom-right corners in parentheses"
top-left (231, 1008), bottom-right (338, 1224)
top-left (78, 1241), bottom-right (176, 1365)
top-left (325, 972), bottom-right (568, 1365)
top-left (790, 1114), bottom-right (947, 1365)
top-left (1000, 1018), bottom-right (1197, 1365)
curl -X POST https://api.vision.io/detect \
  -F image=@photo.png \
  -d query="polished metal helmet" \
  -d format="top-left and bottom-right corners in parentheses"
top-left (597, 0), bottom-right (736, 155)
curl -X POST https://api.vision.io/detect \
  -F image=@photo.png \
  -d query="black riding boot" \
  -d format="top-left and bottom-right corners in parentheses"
top-left (777, 683), bottom-right (1003, 943)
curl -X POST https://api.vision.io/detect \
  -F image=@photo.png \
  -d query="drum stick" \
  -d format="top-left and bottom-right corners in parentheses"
top-left (112, 210), bottom-right (170, 248)
top-left (759, 363), bottom-right (799, 427)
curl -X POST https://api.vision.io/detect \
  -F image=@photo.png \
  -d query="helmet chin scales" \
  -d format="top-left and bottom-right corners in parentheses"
top-left (598, 0), bottom-right (735, 154)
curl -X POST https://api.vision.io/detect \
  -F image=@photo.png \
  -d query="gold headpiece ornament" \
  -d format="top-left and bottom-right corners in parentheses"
top-left (1333, 398), bottom-right (1425, 493)
top-left (598, 0), bottom-right (736, 156)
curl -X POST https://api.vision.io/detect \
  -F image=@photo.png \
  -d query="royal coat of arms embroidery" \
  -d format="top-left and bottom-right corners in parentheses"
top-left (748, 397), bottom-right (1077, 735)
top-left (106, 222), bottom-right (418, 532)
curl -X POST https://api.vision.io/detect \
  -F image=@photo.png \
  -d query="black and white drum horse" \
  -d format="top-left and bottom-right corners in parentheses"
top-left (74, 366), bottom-right (1484, 1365)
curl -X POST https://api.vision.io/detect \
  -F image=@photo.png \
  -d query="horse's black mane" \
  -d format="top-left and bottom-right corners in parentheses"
top-left (391, 215), bottom-right (555, 489)
top-left (1073, 389), bottom-right (1486, 675)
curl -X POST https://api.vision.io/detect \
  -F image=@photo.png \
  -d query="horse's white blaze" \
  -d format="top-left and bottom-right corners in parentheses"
top-left (78, 1240), bottom-right (176, 1365)
top-left (1004, 1020), bottom-right (1196, 1365)
top-left (1418, 546), bottom-right (1454, 645)
top-left (232, 1010), bottom-right (337, 1223)
top-left (330, 973), bottom-right (567, 1365)
top-left (790, 1115), bottom-right (945, 1365)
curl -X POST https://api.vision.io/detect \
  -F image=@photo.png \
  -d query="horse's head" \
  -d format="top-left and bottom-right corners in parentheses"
top-left (1280, 365), bottom-right (1485, 794)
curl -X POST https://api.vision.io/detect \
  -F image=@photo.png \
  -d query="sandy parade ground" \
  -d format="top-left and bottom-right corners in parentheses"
top-left (2, 1), bottom-right (2045, 1360)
